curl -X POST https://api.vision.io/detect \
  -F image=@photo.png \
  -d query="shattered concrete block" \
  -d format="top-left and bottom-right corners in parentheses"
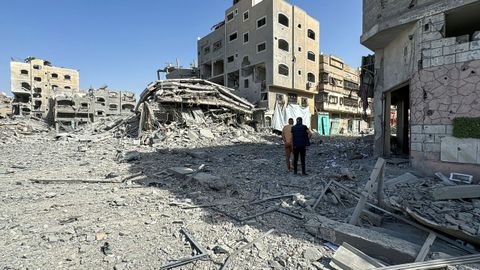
top-left (199, 129), bottom-right (215, 139)
top-left (193, 172), bottom-right (231, 191)
top-left (385, 173), bottom-right (418, 188)
top-left (305, 216), bottom-right (419, 265)
top-left (168, 167), bottom-right (194, 179)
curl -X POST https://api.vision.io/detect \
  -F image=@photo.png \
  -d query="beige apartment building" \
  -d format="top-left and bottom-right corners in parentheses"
top-left (314, 55), bottom-right (372, 135)
top-left (198, 0), bottom-right (319, 126)
top-left (10, 57), bottom-right (79, 117)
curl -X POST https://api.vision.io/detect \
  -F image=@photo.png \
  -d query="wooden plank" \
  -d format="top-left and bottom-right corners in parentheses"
top-left (415, 233), bottom-right (436, 262)
top-left (431, 185), bottom-right (480, 200)
top-left (331, 242), bottom-right (385, 270)
top-left (361, 210), bottom-right (383, 226)
top-left (377, 164), bottom-right (385, 207)
top-left (311, 180), bottom-right (333, 210)
top-left (349, 158), bottom-right (385, 225)
top-left (371, 254), bottom-right (480, 270)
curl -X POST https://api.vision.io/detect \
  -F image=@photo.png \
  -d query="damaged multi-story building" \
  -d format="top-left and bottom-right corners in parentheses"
top-left (361, 0), bottom-right (480, 177)
top-left (0, 92), bottom-right (12, 118)
top-left (52, 87), bottom-right (136, 131)
top-left (10, 57), bottom-right (80, 117)
top-left (198, 0), bottom-right (319, 126)
top-left (313, 55), bottom-right (373, 135)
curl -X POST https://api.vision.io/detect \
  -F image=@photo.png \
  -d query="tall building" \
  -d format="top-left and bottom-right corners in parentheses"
top-left (197, 0), bottom-right (319, 125)
top-left (361, 0), bottom-right (480, 177)
top-left (10, 57), bottom-right (80, 117)
top-left (314, 55), bottom-right (372, 135)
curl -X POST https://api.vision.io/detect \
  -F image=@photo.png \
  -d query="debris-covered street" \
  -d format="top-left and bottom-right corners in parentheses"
top-left (1, 117), bottom-right (479, 270)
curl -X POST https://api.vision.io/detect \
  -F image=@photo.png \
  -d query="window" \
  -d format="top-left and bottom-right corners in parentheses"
top-left (257, 16), bottom-right (266, 29)
top-left (301, 97), bottom-right (308, 107)
top-left (320, 72), bottom-right (329, 83)
top-left (288, 93), bottom-right (297, 104)
top-left (20, 70), bottom-right (28, 75)
top-left (109, 104), bottom-right (118, 110)
top-left (34, 77), bottom-right (42, 82)
top-left (307, 73), bottom-right (316, 83)
top-left (243, 32), bottom-right (249, 43)
top-left (64, 86), bottom-right (71, 89)
top-left (213, 40), bottom-right (222, 51)
top-left (329, 96), bottom-right (338, 104)
top-left (278, 39), bottom-right (289, 52)
top-left (278, 13), bottom-right (289, 27)
top-left (261, 93), bottom-right (268, 101)
top-left (227, 11), bottom-right (234, 22)
top-left (278, 64), bottom-right (289, 76)
top-left (204, 46), bottom-right (210, 54)
top-left (229, 32), bottom-right (238, 42)
top-left (307, 51), bottom-right (316, 62)
top-left (257, 42), bottom-right (266, 53)
top-left (227, 55), bottom-right (235, 63)
top-left (33, 65), bottom-right (41, 70)
top-left (298, 24), bottom-right (302, 29)
top-left (64, 75), bottom-right (71, 80)
top-left (298, 70), bottom-right (302, 75)
top-left (344, 80), bottom-right (359, 90)
top-left (307, 29), bottom-right (316, 40)
top-left (52, 85), bottom-right (59, 90)
top-left (276, 94), bottom-right (284, 102)
top-left (51, 73), bottom-right (58, 78)
top-left (244, 79), bottom-right (249, 88)
top-left (243, 10), bottom-right (249, 21)
top-left (298, 47), bottom-right (302, 52)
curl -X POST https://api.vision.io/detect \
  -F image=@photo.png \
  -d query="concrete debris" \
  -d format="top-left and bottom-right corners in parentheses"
top-left (0, 92), bottom-right (12, 118)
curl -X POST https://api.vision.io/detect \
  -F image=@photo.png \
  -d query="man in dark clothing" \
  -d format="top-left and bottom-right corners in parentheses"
top-left (291, 117), bottom-right (312, 175)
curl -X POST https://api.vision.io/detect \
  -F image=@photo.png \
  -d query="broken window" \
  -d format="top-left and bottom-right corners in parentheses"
top-left (203, 46), bottom-right (210, 54)
top-left (64, 75), bottom-right (71, 80)
top-left (34, 77), bottom-right (42, 82)
top-left (329, 96), bottom-right (338, 104)
top-left (227, 55), bottom-right (235, 63)
top-left (278, 39), bottom-right (289, 52)
top-left (213, 60), bottom-right (224, 76)
top-left (257, 16), bottom-right (266, 29)
top-left (213, 40), bottom-right (222, 51)
top-left (33, 65), bottom-right (41, 70)
top-left (445, 2), bottom-right (480, 39)
top-left (307, 73), bottom-right (316, 83)
top-left (257, 42), bottom-right (266, 53)
top-left (278, 64), bottom-right (289, 76)
top-left (243, 10), bottom-right (249, 21)
top-left (301, 97), bottom-right (308, 107)
top-left (227, 11), bottom-right (234, 22)
top-left (243, 32), bottom-right (249, 43)
top-left (320, 72), bottom-right (329, 83)
top-left (65, 86), bottom-right (71, 89)
top-left (52, 85), bottom-right (59, 90)
top-left (109, 104), bottom-right (118, 111)
top-left (278, 14), bottom-right (289, 27)
top-left (244, 79), bottom-right (249, 88)
top-left (344, 80), bottom-right (359, 90)
top-left (261, 93), bottom-right (268, 101)
top-left (21, 82), bottom-right (31, 90)
top-left (307, 29), bottom-right (316, 40)
top-left (97, 97), bottom-right (106, 103)
top-left (33, 88), bottom-right (42, 98)
top-left (307, 51), bottom-right (316, 62)
top-left (288, 93), bottom-right (297, 104)
top-left (20, 69), bottom-right (28, 75)
top-left (51, 73), bottom-right (58, 78)
top-left (81, 103), bottom-right (88, 108)
top-left (227, 70), bottom-right (240, 89)
top-left (229, 32), bottom-right (238, 42)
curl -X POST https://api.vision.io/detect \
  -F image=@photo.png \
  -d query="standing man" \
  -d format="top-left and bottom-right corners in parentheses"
top-left (291, 117), bottom-right (312, 175)
top-left (282, 118), bottom-right (294, 171)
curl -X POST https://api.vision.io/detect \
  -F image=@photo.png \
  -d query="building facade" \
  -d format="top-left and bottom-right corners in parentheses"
top-left (0, 92), bottom-right (12, 118)
top-left (197, 0), bottom-right (320, 124)
top-left (361, 0), bottom-right (480, 177)
top-left (314, 55), bottom-right (373, 135)
top-left (10, 57), bottom-right (80, 117)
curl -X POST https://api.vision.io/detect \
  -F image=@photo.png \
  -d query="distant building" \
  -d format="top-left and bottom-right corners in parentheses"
top-left (0, 92), bottom-right (12, 118)
top-left (198, 0), bottom-right (320, 125)
top-left (361, 0), bottom-right (480, 176)
top-left (313, 55), bottom-right (373, 135)
top-left (52, 87), bottom-right (136, 131)
top-left (10, 57), bottom-right (80, 117)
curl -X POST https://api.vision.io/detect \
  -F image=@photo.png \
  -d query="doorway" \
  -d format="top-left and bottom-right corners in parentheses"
top-left (384, 83), bottom-right (410, 157)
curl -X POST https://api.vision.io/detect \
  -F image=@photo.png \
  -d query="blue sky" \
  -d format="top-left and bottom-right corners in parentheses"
top-left (0, 0), bottom-right (371, 96)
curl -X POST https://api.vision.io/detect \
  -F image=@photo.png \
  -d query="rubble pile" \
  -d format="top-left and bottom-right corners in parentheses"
top-left (136, 79), bottom-right (268, 148)
top-left (385, 178), bottom-right (480, 244)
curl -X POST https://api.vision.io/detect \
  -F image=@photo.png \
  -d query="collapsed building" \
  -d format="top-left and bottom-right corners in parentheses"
top-left (361, 0), bottom-right (480, 177)
top-left (136, 79), bottom-right (259, 147)
top-left (52, 87), bottom-right (136, 131)
top-left (10, 57), bottom-right (80, 118)
top-left (0, 92), bottom-right (12, 118)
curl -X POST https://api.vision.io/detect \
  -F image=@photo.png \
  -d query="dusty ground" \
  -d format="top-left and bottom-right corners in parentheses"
top-left (0, 121), bottom-right (477, 270)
